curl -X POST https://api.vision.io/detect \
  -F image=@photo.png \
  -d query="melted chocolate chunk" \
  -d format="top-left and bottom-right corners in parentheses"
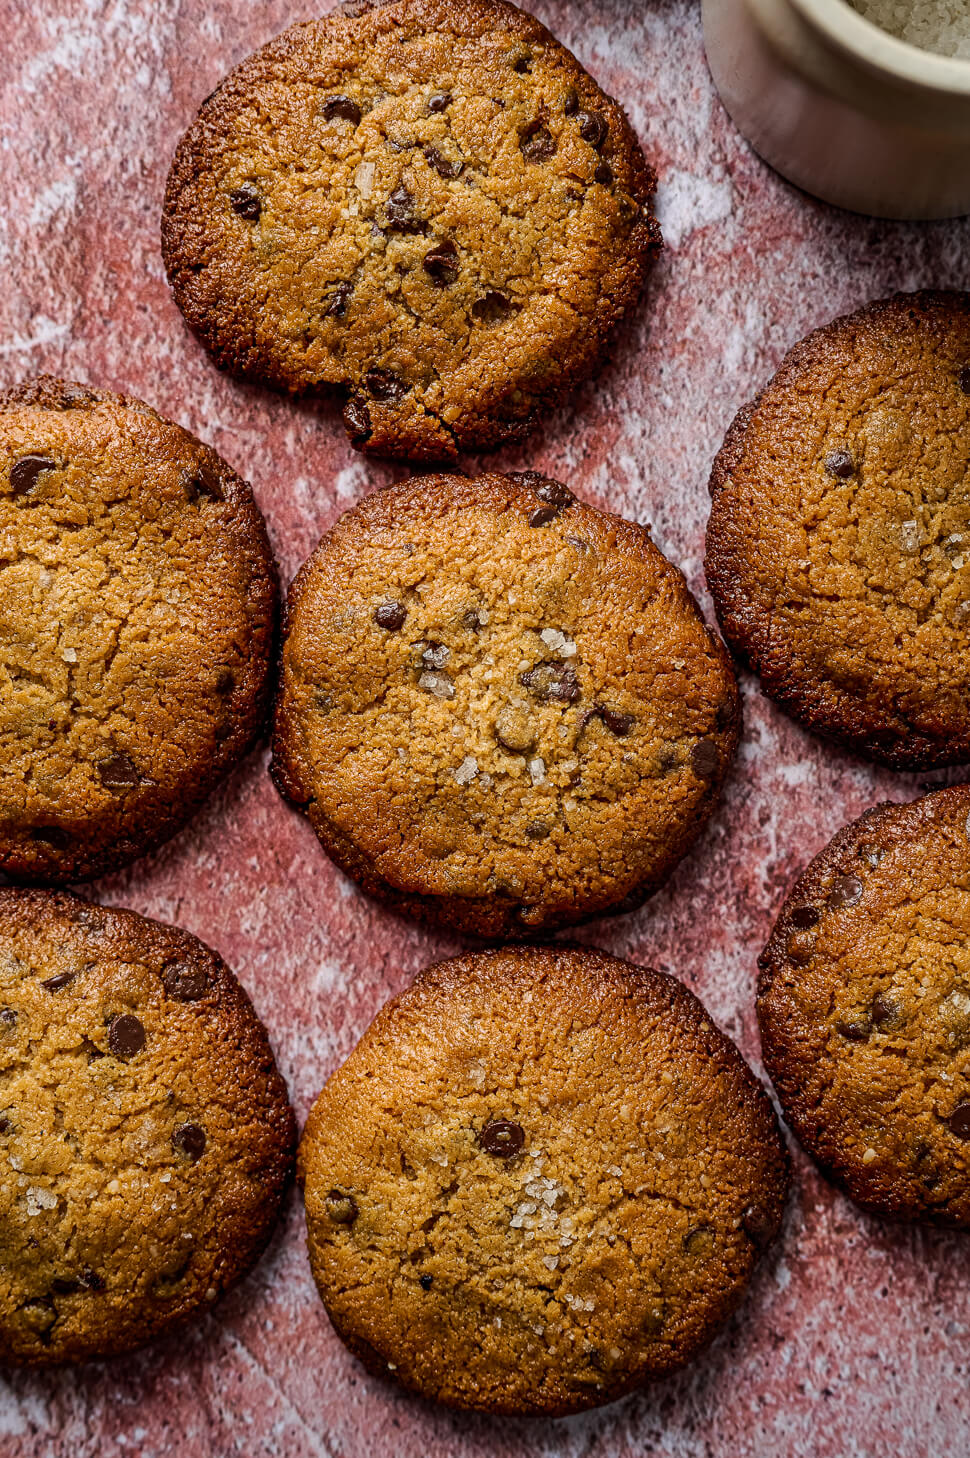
top-left (577, 110), bottom-right (608, 148)
top-left (472, 291), bottom-right (512, 325)
top-left (424, 146), bottom-right (463, 179)
top-left (364, 366), bottom-right (408, 402)
top-left (824, 450), bottom-right (855, 479)
top-left (185, 462), bottom-right (223, 503)
top-left (594, 161), bottom-right (613, 186)
top-left (827, 874), bottom-right (863, 909)
top-left (384, 185), bottom-right (424, 233)
top-left (107, 1013), bottom-right (145, 1059)
top-left (321, 95), bottom-right (362, 125)
top-left (326, 1190), bottom-right (359, 1224)
top-left (948, 1102), bottom-right (970, 1139)
top-left (375, 601), bottom-right (407, 630)
top-left (343, 395), bottom-right (372, 442)
top-left (740, 1202), bottom-right (773, 1247)
top-left (690, 738), bottom-right (720, 780)
top-left (790, 904), bottom-right (820, 929)
top-left (585, 704), bottom-right (634, 736)
top-left (326, 281), bottom-right (354, 318)
top-left (229, 186), bottom-right (261, 221)
top-left (214, 669), bottom-right (235, 694)
top-left (41, 971), bottom-right (76, 992)
top-left (478, 1120), bottom-right (525, 1158)
top-left (172, 1122), bottom-right (207, 1161)
top-left (836, 1017), bottom-right (870, 1042)
top-left (563, 91), bottom-right (579, 116)
top-left (423, 238), bottom-right (460, 286)
top-left (97, 752), bottom-right (140, 791)
top-left (519, 661), bottom-right (580, 703)
top-left (427, 92), bottom-right (452, 113)
top-left (870, 993), bottom-right (899, 1028)
top-left (519, 121), bottom-right (555, 162)
top-left (80, 1267), bottom-right (105, 1291)
top-left (419, 1273), bottom-right (433, 1290)
top-left (161, 961), bottom-right (209, 1002)
top-left (10, 454), bottom-right (57, 496)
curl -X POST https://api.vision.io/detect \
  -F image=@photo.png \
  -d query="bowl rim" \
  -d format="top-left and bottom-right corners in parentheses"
top-left (790, 0), bottom-right (970, 95)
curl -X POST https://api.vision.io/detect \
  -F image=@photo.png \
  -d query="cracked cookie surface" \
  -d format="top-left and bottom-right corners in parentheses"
top-left (0, 888), bottom-right (295, 1364)
top-left (759, 786), bottom-right (970, 1226)
top-left (300, 944), bottom-right (789, 1415)
top-left (0, 376), bottom-right (277, 882)
top-left (161, 0), bottom-right (660, 462)
top-left (271, 470), bottom-right (739, 937)
top-left (706, 291), bottom-right (970, 769)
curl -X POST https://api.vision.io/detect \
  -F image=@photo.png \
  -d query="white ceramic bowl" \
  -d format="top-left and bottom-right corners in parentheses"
top-left (703, 0), bottom-right (970, 218)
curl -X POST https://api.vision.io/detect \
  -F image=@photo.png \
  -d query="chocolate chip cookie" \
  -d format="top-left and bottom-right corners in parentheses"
top-left (759, 785), bottom-right (970, 1226)
top-left (162, 0), bottom-right (660, 462)
top-left (0, 376), bottom-right (277, 882)
top-left (300, 944), bottom-right (789, 1415)
top-left (0, 888), bottom-right (295, 1364)
top-left (706, 291), bottom-right (970, 769)
top-left (272, 471), bottom-right (739, 937)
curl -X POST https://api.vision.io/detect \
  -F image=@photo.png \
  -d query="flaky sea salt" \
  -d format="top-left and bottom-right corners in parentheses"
top-left (850, 1), bottom-right (970, 59)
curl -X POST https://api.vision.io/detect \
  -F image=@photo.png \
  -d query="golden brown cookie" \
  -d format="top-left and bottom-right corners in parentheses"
top-left (0, 376), bottom-right (277, 882)
top-left (706, 291), bottom-right (970, 769)
top-left (161, 0), bottom-right (660, 462)
top-left (0, 888), bottom-right (295, 1365)
top-left (300, 944), bottom-right (789, 1415)
top-left (271, 470), bottom-right (739, 937)
top-left (759, 786), bottom-right (970, 1226)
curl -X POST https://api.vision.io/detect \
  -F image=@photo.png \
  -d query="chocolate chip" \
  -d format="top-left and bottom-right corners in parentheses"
top-left (375, 601), bottom-right (407, 630)
top-left (427, 92), bottom-right (452, 113)
top-left (326, 281), bottom-right (353, 318)
top-left (478, 1120), bottom-right (525, 1158)
top-left (525, 820), bottom-right (550, 840)
top-left (79, 1267), bottom-right (105, 1291)
top-left (0, 1008), bottom-right (16, 1029)
top-left (957, 366), bottom-right (970, 394)
top-left (419, 1273), bottom-right (433, 1289)
top-left (384, 184), bottom-right (424, 233)
top-left (870, 993), bottom-right (898, 1027)
top-left (512, 53), bottom-right (532, 73)
top-left (184, 462), bottom-right (223, 503)
top-left (321, 95), bottom-right (362, 125)
top-left (229, 186), bottom-right (261, 221)
top-left (107, 1013), bottom-right (145, 1059)
top-left (948, 1103), bottom-right (970, 1139)
top-left (740, 1203), bottom-right (773, 1247)
top-left (424, 146), bottom-right (463, 179)
top-left (593, 161), bottom-right (613, 185)
top-left (97, 753), bottom-right (140, 791)
top-left (577, 110), bottom-right (608, 148)
top-left (790, 904), bottom-right (820, 929)
top-left (563, 91), bottom-right (579, 116)
top-left (214, 669), bottom-right (235, 694)
top-left (520, 121), bottom-right (555, 162)
top-left (30, 826), bottom-right (70, 850)
top-left (41, 971), bottom-right (76, 992)
top-left (365, 366), bottom-right (408, 401)
top-left (51, 1277), bottom-right (79, 1295)
top-left (824, 450), bottom-right (855, 479)
top-left (472, 291), bottom-right (512, 325)
top-left (172, 1122), bottom-right (206, 1161)
top-left (585, 705), bottom-right (634, 736)
top-left (519, 661), bottom-right (580, 704)
top-left (343, 395), bottom-right (372, 442)
top-left (10, 454), bottom-right (57, 496)
top-left (326, 1190), bottom-right (358, 1224)
top-left (827, 874), bottom-right (863, 909)
top-left (529, 505), bottom-right (560, 527)
top-left (423, 238), bottom-right (460, 286)
top-left (836, 1018), bottom-right (870, 1042)
top-left (690, 738), bottom-right (719, 780)
top-left (161, 961), bottom-right (209, 1002)
top-left (0, 1116), bottom-right (10, 1135)
top-left (535, 477), bottom-right (574, 511)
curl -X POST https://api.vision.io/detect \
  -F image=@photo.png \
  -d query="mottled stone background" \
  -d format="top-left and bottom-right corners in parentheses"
top-left (2, 1), bottom-right (969, 1453)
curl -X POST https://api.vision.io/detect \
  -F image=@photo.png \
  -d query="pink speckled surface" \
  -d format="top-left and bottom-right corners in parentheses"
top-left (2, 1), bottom-right (970, 1453)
